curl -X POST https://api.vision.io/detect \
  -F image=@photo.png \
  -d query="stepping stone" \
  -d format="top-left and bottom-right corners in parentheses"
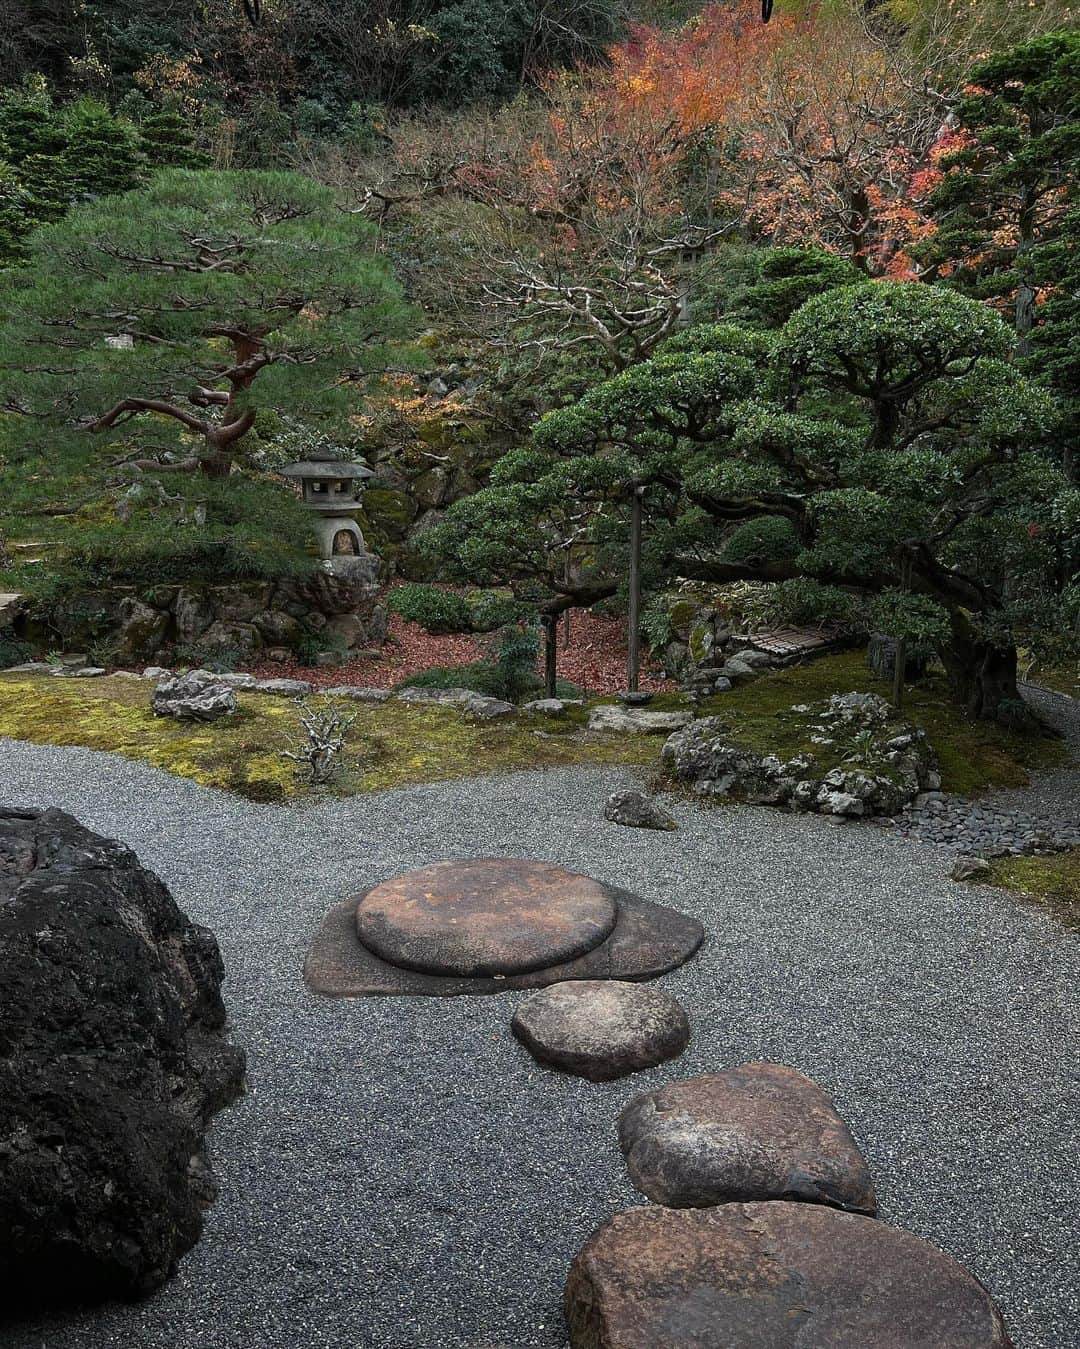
top-left (588, 706), bottom-right (692, 734)
top-left (305, 882), bottom-right (704, 999)
top-left (619, 1063), bottom-right (876, 1214)
top-left (565, 1203), bottom-right (1014, 1349)
top-left (355, 859), bottom-right (619, 977)
top-left (511, 980), bottom-right (690, 1081)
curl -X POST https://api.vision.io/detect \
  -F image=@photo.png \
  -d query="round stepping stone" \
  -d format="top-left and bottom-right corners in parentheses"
top-left (619, 1062), bottom-right (877, 1214)
top-left (511, 980), bottom-right (690, 1081)
top-left (565, 1203), bottom-right (1014, 1349)
top-left (355, 859), bottom-right (619, 977)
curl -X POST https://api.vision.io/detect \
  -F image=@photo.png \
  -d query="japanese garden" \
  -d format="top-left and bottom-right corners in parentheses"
top-left (0, 2), bottom-right (1077, 1346)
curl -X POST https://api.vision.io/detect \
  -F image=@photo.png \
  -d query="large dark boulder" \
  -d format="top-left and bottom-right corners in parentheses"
top-left (0, 807), bottom-right (245, 1311)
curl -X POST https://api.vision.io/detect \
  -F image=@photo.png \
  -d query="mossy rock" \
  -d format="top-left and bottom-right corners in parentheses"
top-left (688, 618), bottom-right (715, 667)
top-left (363, 489), bottom-right (418, 537)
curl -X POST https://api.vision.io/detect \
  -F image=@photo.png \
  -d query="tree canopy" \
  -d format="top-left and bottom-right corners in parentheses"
top-left (0, 168), bottom-right (413, 476)
top-left (427, 281), bottom-right (1076, 724)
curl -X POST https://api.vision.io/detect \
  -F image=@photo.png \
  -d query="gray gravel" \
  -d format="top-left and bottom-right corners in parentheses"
top-left (1, 739), bottom-right (1078, 1349)
top-left (891, 684), bottom-right (1080, 856)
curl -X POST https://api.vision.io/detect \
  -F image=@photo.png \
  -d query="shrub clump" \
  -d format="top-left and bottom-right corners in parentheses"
top-left (388, 584), bottom-right (473, 634)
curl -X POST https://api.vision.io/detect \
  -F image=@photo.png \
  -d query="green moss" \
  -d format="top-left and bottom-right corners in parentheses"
top-left (0, 673), bottom-right (656, 801)
top-left (988, 849), bottom-right (1080, 927)
top-left (363, 489), bottom-right (418, 533)
top-left (692, 652), bottom-right (1063, 795)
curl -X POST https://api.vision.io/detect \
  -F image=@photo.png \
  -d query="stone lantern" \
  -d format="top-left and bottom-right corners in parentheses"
top-left (281, 449), bottom-right (375, 559)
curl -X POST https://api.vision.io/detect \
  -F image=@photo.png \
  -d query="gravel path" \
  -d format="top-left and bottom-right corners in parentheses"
top-left (1, 740), bottom-right (1078, 1349)
top-left (892, 684), bottom-right (1080, 855)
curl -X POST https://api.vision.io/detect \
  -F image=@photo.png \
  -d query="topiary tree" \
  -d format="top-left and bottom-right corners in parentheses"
top-left (428, 284), bottom-right (1076, 726)
top-left (0, 169), bottom-right (413, 477)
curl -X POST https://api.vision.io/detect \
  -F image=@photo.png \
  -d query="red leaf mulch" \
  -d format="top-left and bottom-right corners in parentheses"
top-left (245, 599), bottom-right (674, 696)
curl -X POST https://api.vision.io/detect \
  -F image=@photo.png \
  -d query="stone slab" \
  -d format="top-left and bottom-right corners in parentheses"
top-left (356, 859), bottom-right (619, 977)
top-left (619, 1062), bottom-right (877, 1214)
top-left (565, 1203), bottom-right (1014, 1349)
top-left (512, 980), bottom-right (690, 1081)
top-left (305, 886), bottom-right (704, 998)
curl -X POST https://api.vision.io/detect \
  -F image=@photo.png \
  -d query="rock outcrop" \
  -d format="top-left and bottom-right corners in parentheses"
top-left (662, 693), bottom-right (940, 817)
top-left (0, 808), bottom-right (245, 1308)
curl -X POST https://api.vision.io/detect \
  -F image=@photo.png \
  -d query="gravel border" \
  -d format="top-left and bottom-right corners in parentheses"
top-left (1, 738), bottom-right (1077, 1349)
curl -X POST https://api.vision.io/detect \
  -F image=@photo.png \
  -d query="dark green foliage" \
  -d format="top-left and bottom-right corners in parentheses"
top-left (428, 282), bottom-right (1074, 724)
top-left (0, 169), bottom-right (413, 476)
top-left (0, 635), bottom-right (33, 668)
top-left (923, 32), bottom-right (1080, 458)
top-left (138, 111), bottom-right (208, 170)
top-left (722, 516), bottom-right (800, 565)
top-left (388, 584), bottom-right (474, 633)
top-left (695, 246), bottom-right (867, 331)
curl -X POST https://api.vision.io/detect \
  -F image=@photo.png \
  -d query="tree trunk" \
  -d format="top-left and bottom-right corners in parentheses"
top-left (940, 615), bottom-right (1040, 732)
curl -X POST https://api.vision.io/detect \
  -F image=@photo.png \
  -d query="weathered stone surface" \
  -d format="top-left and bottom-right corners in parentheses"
top-left (253, 608), bottom-right (303, 646)
top-left (199, 619), bottom-right (261, 657)
top-left (306, 885), bottom-right (704, 999)
top-left (173, 587), bottom-right (215, 645)
top-left (618, 1063), bottom-right (876, 1214)
top-left (330, 685), bottom-right (394, 702)
top-left (0, 807), bottom-right (244, 1308)
top-left (114, 596), bottom-right (169, 663)
top-left (588, 706), bottom-right (693, 735)
top-left (662, 693), bottom-right (938, 818)
top-left (952, 855), bottom-right (992, 882)
top-left (152, 670), bottom-right (237, 722)
top-left (50, 665), bottom-right (107, 678)
top-left (512, 980), bottom-right (690, 1080)
top-left (604, 790), bottom-right (678, 832)
top-left (356, 859), bottom-right (619, 977)
top-left (565, 1202), bottom-right (1014, 1349)
top-left (463, 695), bottom-right (515, 720)
top-left (0, 591), bottom-right (24, 628)
top-left (522, 698), bottom-right (579, 715)
top-left (252, 677), bottom-right (313, 697)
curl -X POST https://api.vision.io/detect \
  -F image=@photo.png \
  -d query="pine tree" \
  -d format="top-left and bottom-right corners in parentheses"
top-left (139, 109), bottom-right (209, 170)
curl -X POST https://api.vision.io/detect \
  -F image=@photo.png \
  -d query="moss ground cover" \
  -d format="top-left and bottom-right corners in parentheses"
top-left (0, 674), bottom-right (656, 802)
top-left (0, 651), bottom-right (1062, 803)
top-left (988, 850), bottom-right (1080, 926)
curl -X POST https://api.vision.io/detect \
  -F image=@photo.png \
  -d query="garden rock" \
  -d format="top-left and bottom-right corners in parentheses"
top-left (564, 1202), bottom-right (1014, 1349)
top-left (331, 686), bottom-right (394, 702)
top-left (462, 695), bottom-right (515, 720)
top-left (604, 790), bottom-right (678, 832)
top-left (252, 677), bottom-right (313, 697)
top-left (522, 698), bottom-right (574, 715)
top-left (50, 665), bottom-right (107, 678)
top-left (618, 1063), bottom-right (877, 1213)
top-left (113, 596), bottom-right (169, 663)
top-left (216, 672), bottom-right (258, 689)
top-left (511, 980), bottom-right (690, 1081)
top-left (152, 671), bottom-right (237, 722)
top-left (662, 693), bottom-right (938, 818)
top-left (952, 855), bottom-right (992, 882)
top-left (0, 807), bottom-right (245, 1308)
top-left (588, 705), bottom-right (693, 735)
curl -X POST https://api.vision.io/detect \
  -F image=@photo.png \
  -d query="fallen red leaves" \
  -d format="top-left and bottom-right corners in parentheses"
top-left (246, 596), bottom-right (674, 695)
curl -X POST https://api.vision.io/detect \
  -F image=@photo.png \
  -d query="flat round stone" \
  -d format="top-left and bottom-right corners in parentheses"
top-left (355, 859), bottom-right (619, 977)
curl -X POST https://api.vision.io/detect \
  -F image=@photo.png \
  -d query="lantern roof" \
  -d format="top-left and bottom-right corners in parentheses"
top-left (281, 453), bottom-right (375, 481)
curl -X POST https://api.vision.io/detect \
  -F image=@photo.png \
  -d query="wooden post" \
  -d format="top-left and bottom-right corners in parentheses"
top-left (627, 484), bottom-right (644, 693)
top-left (892, 636), bottom-right (907, 712)
top-left (542, 613), bottom-right (558, 699)
top-left (562, 547), bottom-right (572, 649)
